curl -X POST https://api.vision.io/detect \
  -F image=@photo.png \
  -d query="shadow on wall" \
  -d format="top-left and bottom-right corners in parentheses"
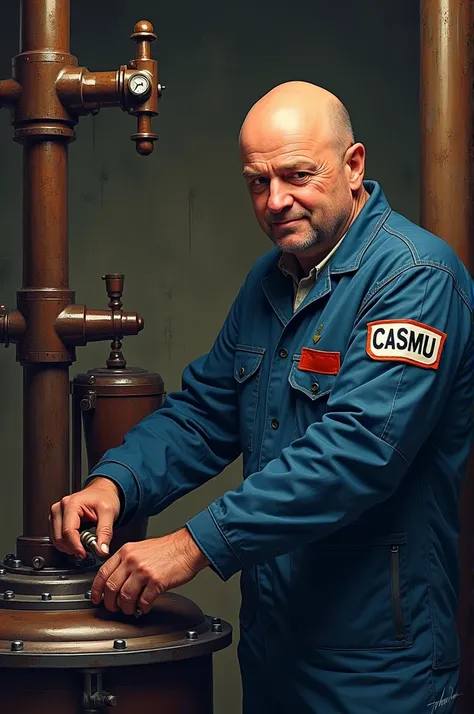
top-left (0, 1), bottom-right (419, 712)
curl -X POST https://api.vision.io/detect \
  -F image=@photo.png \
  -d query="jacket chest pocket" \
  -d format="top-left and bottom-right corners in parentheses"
top-left (292, 534), bottom-right (413, 650)
top-left (288, 355), bottom-right (336, 439)
top-left (234, 346), bottom-right (265, 452)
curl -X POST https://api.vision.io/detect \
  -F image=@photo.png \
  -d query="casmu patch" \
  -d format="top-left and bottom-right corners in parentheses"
top-left (366, 319), bottom-right (447, 370)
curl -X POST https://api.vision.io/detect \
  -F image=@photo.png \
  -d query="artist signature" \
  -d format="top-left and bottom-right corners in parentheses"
top-left (427, 687), bottom-right (461, 713)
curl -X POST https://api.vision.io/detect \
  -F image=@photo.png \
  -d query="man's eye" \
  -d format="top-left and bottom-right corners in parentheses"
top-left (290, 172), bottom-right (310, 180)
top-left (250, 177), bottom-right (269, 187)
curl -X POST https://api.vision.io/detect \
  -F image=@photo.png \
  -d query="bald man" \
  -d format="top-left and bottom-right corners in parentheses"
top-left (51, 82), bottom-right (474, 713)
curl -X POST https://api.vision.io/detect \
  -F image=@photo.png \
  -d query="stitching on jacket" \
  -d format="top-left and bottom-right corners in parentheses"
top-left (383, 223), bottom-right (419, 263)
top-left (379, 268), bottom-right (430, 447)
top-left (208, 504), bottom-right (245, 568)
top-left (330, 206), bottom-right (392, 274)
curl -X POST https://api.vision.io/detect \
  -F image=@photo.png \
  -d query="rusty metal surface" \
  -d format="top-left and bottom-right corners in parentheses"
top-left (0, 591), bottom-right (230, 668)
top-left (420, 2), bottom-right (473, 712)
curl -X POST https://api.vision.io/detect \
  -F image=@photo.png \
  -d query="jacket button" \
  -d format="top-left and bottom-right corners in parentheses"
top-left (239, 367), bottom-right (245, 377)
top-left (311, 382), bottom-right (319, 393)
top-left (271, 418), bottom-right (279, 430)
top-left (279, 348), bottom-right (288, 359)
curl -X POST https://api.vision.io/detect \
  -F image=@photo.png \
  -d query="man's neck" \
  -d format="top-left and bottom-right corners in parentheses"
top-left (297, 188), bottom-right (370, 276)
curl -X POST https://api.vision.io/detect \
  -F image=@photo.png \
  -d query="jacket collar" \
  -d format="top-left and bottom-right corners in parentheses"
top-left (261, 181), bottom-right (391, 326)
top-left (329, 180), bottom-right (391, 275)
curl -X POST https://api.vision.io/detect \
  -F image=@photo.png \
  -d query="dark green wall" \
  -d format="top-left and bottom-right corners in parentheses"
top-left (0, 1), bottom-right (419, 709)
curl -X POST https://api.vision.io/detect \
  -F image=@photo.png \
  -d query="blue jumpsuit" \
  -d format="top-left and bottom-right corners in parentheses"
top-left (88, 181), bottom-right (474, 713)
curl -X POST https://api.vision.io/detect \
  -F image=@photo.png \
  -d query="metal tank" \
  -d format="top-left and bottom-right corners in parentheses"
top-left (0, 2), bottom-right (231, 712)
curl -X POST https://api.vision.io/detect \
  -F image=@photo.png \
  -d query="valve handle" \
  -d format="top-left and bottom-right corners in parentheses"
top-left (128, 21), bottom-right (160, 155)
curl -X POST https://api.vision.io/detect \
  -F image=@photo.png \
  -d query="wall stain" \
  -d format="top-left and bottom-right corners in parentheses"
top-left (100, 167), bottom-right (109, 210)
top-left (163, 285), bottom-right (173, 358)
top-left (188, 189), bottom-right (195, 253)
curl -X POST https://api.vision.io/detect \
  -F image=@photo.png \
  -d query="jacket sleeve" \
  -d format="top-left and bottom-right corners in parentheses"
top-left (186, 265), bottom-right (474, 580)
top-left (85, 286), bottom-right (244, 524)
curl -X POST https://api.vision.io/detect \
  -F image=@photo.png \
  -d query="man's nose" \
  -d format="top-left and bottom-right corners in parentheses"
top-left (266, 179), bottom-right (293, 214)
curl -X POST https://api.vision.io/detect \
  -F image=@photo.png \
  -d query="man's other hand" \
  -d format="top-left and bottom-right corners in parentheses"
top-left (91, 528), bottom-right (210, 615)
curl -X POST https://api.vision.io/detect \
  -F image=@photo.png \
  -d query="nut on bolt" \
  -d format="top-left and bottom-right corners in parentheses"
top-left (212, 617), bottom-right (223, 633)
top-left (11, 640), bottom-right (23, 651)
top-left (113, 639), bottom-right (127, 650)
top-left (32, 556), bottom-right (45, 570)
top-left (186, 630), bottom-right (198, 640)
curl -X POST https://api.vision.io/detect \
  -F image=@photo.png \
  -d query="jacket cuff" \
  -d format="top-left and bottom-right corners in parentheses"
top-left (186, 506), bottom-right (243, 581)
top-left (85, 461), bottom-right (140, 527)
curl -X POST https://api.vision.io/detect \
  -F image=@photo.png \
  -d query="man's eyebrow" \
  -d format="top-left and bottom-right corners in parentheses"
top-left (279, 160), bottom-right (317, 171)
top-left (242, 160), bottom-right (317, 178)
top-left (242, 166), bottom-right (263, 178)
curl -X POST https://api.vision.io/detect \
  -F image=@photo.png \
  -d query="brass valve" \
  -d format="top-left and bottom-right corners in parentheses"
top-left (55, 273), bottom-right (144, 349)
top-left (56, 20), bottom-right (162, 156)
top-left (127, 21), bottom-right (160, 155)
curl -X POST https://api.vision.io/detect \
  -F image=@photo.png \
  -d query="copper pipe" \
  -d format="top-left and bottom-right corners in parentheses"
top-left (23, 140), bottom-right (68, 288)
top-left (23, 364), bottom-right (70, 537)
top-left (0, 79), bottom-right (22, 107)
top-left (16, 0), bottom-right (73, 566)
top-left (420, 2), bottom-right (473, 711)
top-left (420, 0), bottom-right (472, 265)
top-left (57, 69), bottom-right (121, 113)
top-left (20, 0), bottom-right (69, 53)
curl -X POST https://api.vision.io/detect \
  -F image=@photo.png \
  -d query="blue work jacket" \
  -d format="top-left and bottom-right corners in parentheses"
top-left (89, 181), bottom-right (474, 713)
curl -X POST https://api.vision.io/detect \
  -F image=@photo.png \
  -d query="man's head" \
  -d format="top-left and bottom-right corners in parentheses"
top-left (239, 82), bottom-right (367, 264)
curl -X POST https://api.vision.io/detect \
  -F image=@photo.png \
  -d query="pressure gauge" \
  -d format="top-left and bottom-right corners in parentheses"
top-left (128, 73), bottom-right (151, 97)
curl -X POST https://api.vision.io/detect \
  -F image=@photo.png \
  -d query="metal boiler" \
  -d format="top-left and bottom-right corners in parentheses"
top-left (0, 2), bottom-right (231, 712)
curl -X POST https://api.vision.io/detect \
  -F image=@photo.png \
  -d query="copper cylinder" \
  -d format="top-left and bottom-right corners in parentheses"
top-left (420, 0), bottom-right (472, 266)
top-left (71, 366), bottom-right (165, 553)
top-left (420, 1), bottom-right (473, 711)
top-left (20, 0), bottom-right (70, 53)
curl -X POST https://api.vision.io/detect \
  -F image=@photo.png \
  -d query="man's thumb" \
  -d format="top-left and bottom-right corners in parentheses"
top-left (96, 520), bottom-right (114, 556)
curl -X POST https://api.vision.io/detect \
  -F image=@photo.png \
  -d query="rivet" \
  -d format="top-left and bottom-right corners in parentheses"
top-left (41, 593), bottom-right (52, 601)
top-left (310, 382), bottom-right (319, 393)
top-left (212, 621), bottom-right (223, 633)
top-left (4, 590), bottom-right (15, 600)
top-left (32, 556), bottom-right (45, 570)
top-left (113, 639), bottom-right (127, 650)
top-left (10, 640), bottom-right (23, 652)
top-left (88, 375), bottom-right (96, 385)
top-left (0, 569), bottom-right (5, 576)
top-left (11, 559), bottom-right (22, 569)
top-left (84, 590), bottom-right (92, 600)
top-left (186, 630), bottom-right (198, 640)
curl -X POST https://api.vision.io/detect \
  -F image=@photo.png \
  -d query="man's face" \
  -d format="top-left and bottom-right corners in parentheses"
top-left (241, 112), bottom-right (356, 255)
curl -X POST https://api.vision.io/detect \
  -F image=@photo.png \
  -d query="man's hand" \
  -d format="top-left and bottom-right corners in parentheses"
top-left (49, 478), bottom-right (121, 559)
top-left (91, 527), bottom-right (210, 615)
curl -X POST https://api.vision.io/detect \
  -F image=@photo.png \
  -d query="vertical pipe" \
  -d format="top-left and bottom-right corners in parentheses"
top-left (23, 365), bottom-right (70, 536)
top-left (18, 0), bottom-right (72, 556)
top-left (23, 141), bottom-right (68, 289)
top-left (420, 2), bottom-right (473, 712)
top-left (420, 0), bottom-right (472, 265)
top-left (20, 0), bottom-right (70, 53)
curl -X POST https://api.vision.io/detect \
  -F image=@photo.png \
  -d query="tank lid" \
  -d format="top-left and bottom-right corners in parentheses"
top-left (72, 366), bottom-right (165, 392)
top-left (0, 591), bottom-right (231, 667)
